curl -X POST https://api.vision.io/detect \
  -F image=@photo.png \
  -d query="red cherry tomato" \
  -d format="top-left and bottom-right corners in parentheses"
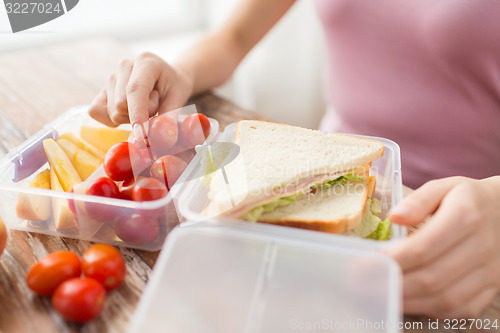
top-left (115, 215), bottom-right (160, 245)
top-left (136, 148), bottom-right (154, 175)
top-left (179, 113), bottom-right (211, 149)
top-left (119, 178), bottom-right (135, 201)
top-left (167, 145), bottom-right (196, 164)
top-left (85, 177), bottom-right (121, 223)
top-left (86, 177), bottom-right (120, 198)
top-left (26, 251), bottom-right (81, 296)
top-left (148, 115), bottom-right (178, 152)
top-left (82, 244), bottom-right (126, 292)
top-left (104, 142), bottom-right (141, 181)
top-left (52, 277), bottom-right (106, 323)
top-left (132, 177), bottom-right (168, 202)
top-left (150, 155), bottom-right (188, 189)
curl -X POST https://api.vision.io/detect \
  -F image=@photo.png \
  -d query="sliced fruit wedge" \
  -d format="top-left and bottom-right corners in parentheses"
top-left (50, 168), bottom-right (77, 230)
top-left (43, 138), bottom-right (82, 191)
top-left (16, 169), bottom-right (51, 221)
top-left (80, 126), bottom-right (131, 152)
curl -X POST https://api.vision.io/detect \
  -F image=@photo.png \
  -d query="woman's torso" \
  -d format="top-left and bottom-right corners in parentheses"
top-left (314, 0), bottom-right (500, 188)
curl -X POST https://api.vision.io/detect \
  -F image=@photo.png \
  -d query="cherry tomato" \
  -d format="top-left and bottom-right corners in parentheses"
top-left (82, 244), bottom-right (125, 292)
top-left (0, 218), bottom-right (7, 257)
top-left (26, 251), bottom-right (81, 296)
top-left (167, 145), bottom-right (196, 164)
top-left (104, 142), bottom-right (141, 181)
top-left (86, 177), bottom-right (120, 198)
top-left (119, 178), bottom-right (135, 201)
top-left (85, 177), bottom-right (121, 223)
top-left (52, 277), bottom-right (106, 323)
top-left (179, 113), bottom-right (211, 149)
top-left (115, 215), bottom-right (160, 245)
top-left (136, 148), bottom-right (154, 175)
top-left (132, 177), bottom-right (168, 202)
top-left (150, 155), bottom-right (188, 189)
top-left (148, 115), bottom-right (178, 152)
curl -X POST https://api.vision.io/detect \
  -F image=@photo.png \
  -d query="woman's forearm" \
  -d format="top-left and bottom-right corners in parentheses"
top-left (174, 0), bottom-right (296, 96)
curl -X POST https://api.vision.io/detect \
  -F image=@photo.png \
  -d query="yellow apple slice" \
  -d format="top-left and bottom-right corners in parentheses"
top-left (56, 138), bottom-right (103, 180)
top-left (80, 126), bottom-right (131, 152)
top-left (16, 169), bottom-right (51, 221)
top-left (58, 132), bottom-right (105, 160)
top-left (50, 168), bottom-right (76, 230)
top-left (43, 139), bottom-right (82, 191)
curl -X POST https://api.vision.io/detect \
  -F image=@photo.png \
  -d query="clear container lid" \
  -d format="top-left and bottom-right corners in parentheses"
top-left (128, 220), bottom-right (402, 333)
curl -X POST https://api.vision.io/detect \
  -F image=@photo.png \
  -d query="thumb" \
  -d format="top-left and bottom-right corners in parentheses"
top-left (389, 177), bottom-right (465, 226)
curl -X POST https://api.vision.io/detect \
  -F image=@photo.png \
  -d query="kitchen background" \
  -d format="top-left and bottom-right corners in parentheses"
top-left (0, 0), bottom-right (327, 129)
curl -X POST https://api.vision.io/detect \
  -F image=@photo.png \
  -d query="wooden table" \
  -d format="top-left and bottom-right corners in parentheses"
top-left (0, 39), bottom-right (498, 333)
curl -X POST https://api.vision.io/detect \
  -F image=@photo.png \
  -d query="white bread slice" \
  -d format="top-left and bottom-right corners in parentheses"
top-left (259, 178), bottom-right (369, 234)
top-left (207, 120), bottom-right (384, 217)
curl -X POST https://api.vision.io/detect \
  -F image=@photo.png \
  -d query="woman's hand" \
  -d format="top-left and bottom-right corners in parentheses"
top-left (386, 176), bottom-right (500, 319)
top-left (88, 52), bottom-right (193, 140)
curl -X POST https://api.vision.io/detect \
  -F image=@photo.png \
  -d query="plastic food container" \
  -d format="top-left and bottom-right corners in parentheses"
top-left (174, 122), bottom-right (406, 244)
top-left (128, 123), bottom-right (405, 331)
top-left (128, 220), bottom-right (402, 333)
top-left (0, 105), bottom-right (219, 251)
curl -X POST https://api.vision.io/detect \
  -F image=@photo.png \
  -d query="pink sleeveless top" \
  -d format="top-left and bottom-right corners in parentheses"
top-left (314, 0), bottom-right (500, 188)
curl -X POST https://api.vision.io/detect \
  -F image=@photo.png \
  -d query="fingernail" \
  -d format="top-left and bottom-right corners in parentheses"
top-left (389, 204), bottom-right (411, 217)
top-left (133, 123), bottom-right (144, 142)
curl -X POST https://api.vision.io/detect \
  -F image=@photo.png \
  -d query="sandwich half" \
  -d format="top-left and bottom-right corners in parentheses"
top-left (205, 120), bottom-right (384, 232)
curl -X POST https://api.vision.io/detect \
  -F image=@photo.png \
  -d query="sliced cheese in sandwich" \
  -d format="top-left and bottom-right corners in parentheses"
top-left (205, 120), bottom-right (384, 224)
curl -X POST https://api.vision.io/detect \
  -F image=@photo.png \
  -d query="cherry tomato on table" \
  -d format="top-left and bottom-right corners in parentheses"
top-left (179, 113), bottom-right (211, 149)
top-left (150, 155), bottom-right (188, 189)
top-left (148, 115), bottom-right (178, 153)
top-left (26, 251), bottom-right (81, 296)
top-left (82, 244), bottom-right (126, 291)
top-left (104, 142), bottom-right (141, 181)
top-left (52, 277), bottom-right (106, 323)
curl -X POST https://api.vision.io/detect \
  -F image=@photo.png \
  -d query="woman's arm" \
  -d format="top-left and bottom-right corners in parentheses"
top-left (89, 0), bottom-right (296, 131)
top-left (176, 0), bottom-right (297, 95)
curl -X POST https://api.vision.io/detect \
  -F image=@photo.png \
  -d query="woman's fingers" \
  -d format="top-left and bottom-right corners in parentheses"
top-left (389, 177), bottom-right (467, 226)
top-left (88, 89), bottom-right (117, 127)
top-left (386, 188), bottom-right (472, 272)
top-left (127, 53), bottom-right (163, 132)
top-left (402, 233), bottom-right (487, 298)
top-left (437, 287), bottom-right (498, 320)
top-left (89, 53), bottom-right (193, 130)
top-left (106, 74), bottom-right (129, 126)
top-left (157, 87), bottom-right (188, 116)
top-left (114, 59), bottom-right (133, 116)
top-left (404, 263), bottom-right (497, 317)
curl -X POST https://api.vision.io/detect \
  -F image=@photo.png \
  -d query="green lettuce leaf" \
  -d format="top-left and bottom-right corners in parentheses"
top-left (345, 198), bottom-right (381, 238)
top-left (366, 218), bottom-right (391, 240)
top-left (242, 195), bottom-right (298, 222)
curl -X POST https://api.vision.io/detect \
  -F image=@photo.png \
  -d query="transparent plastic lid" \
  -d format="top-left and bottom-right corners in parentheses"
top-left (128, 220), bottom-right (402, 333)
